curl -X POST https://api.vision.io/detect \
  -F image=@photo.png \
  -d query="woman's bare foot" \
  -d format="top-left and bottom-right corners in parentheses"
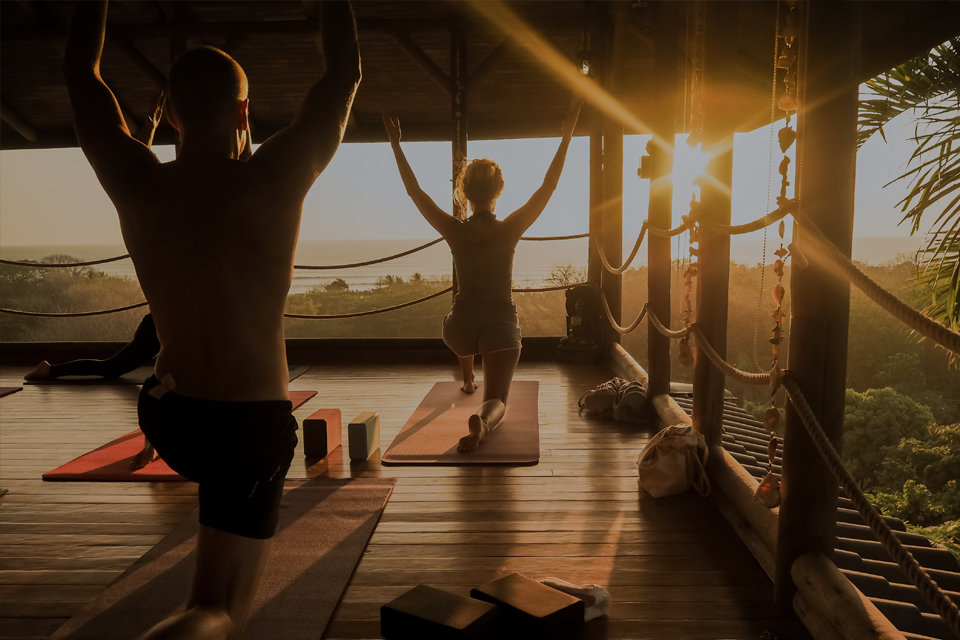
top-left (458, 414), bottom-right (488, 453)
top-left (461, 374), bottom-right (477, 394)
top-left (24, 361), bottom-right (51, 381)
top-left (130, 442), bottom-right (159, 470)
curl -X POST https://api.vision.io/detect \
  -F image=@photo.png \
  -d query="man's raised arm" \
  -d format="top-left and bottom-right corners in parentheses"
top-left (252, 1), bottom-right (361, 191)
top-left (64, 0), bottom-right (158, 200)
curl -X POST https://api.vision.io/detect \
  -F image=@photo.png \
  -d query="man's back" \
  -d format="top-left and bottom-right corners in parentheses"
top-left (123, 157), bottom-right (301, 401)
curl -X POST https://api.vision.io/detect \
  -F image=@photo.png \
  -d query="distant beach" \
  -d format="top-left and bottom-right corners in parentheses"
top-left (1, 235), bottom-right (924, 294)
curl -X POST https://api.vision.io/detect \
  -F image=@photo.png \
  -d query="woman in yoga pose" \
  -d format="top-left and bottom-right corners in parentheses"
top-left (383, 99), bottom-right (581, 452)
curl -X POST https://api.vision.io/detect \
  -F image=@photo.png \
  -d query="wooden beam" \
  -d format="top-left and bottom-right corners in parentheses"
top-left (301, 0), bottom-right (320, 21)
top-left (646, 1), bottom-right (678, 399)
top-left (600, 3), bottom-right (629, 338)
top-left (450, 29), bottom-right (467, 216)
top-left (466, 37), bottom-right (516, 90)
top-left (391, 34), bottom-right (453, 97)
top-left (111, 39), bottom-right (167, 92)
top-left (0, 99), bottom-right (38, 142)
top-left (587, 115), bottom-right (603, 287)
top-left (776, 0), bottom-right (859, 606)
top-left (1, 16), bottom-right (590, 42)
top-left (156, 1), bottom-right (189, 23)
top-left (115, 1), bottom-right (166, 22)
top-left (691, 1), bottom-right (737, 449)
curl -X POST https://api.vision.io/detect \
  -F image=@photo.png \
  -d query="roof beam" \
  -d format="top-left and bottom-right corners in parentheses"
top-left (111, 39), bottom-right (168, 92)
top-left (467, 37), bottom-right (516, 90)
top-left (390, 34), bottom-right (453, 96)
top-left (0, 99), bottom-right (38, 142)
top-left (2, 16), bottom-right (588, 42)
top-left (156, 1), bottom-right (190, 24)
top-left (301, 0), bottom-right (320, 21)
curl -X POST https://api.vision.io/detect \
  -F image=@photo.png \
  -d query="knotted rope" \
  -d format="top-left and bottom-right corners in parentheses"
top-left (0, 302), bottom-right (149, 317)
top-left (594, 223), bottom-right (648, 275)
top-left (793, 210), bottom-right (960, 357)
top-left (783, 373), bottom-right (960, 637)
top-left (0, 255), bottom-right (131, 268)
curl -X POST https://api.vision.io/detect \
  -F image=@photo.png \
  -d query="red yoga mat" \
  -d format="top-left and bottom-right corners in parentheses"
top-left (42, 390), bottom-right (317, 482)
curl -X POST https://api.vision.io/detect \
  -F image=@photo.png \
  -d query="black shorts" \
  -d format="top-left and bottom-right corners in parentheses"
top-left (138, 376), bottom-right (299, 539)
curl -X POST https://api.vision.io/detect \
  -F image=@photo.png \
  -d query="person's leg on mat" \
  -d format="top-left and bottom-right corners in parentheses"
top-left (458, 347), bottom-right (520, 453)
top-left (140, 526), bottom-right (272, 640)
top-left (457, 355), bottom-right (477, 393)
top-left (24, 313), bottom-right (160, 381)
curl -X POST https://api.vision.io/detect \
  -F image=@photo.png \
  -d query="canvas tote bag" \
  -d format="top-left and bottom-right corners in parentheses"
top-left (637, 425), bottom-right (710, 498)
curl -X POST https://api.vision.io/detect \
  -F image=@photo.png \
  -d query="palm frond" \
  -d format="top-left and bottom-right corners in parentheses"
top-left (858, 38), bottom-right (960, 149)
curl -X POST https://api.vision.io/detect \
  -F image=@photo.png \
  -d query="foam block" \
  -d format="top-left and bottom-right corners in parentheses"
top-left (381, 585), bottom-right (499, 640)
top-left (303, 409), bottom-right (341, 459)
top-left (348, 411), bottom-right (380, 461)
top-left (470, 573), bottom-right (584, 639)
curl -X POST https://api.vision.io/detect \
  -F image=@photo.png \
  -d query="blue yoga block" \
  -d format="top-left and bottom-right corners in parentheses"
top-left (348, 411), bottom-right (380, 461)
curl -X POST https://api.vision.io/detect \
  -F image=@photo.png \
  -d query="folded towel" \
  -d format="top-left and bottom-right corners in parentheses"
top-left (536, 577), bottom-right (611, 622)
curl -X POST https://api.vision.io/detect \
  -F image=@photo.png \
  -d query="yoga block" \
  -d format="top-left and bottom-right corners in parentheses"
top-left (302, 409), bottom-right (341, 459)
top-left (348, 411), bottom-right (380, 461)
top-left (381, 585), bottom-right (499, 640)
top-left (470, 573), bottom-right (584, 639)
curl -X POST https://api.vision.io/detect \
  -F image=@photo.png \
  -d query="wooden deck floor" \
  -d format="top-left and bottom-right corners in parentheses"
top-left (0, 361), bottom-right (810, 639)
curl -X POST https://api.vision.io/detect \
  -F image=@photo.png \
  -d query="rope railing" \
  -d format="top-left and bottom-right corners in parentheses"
top-left (520, 233), bottom-right (589, 241)
top-left (292, 238), bottom-right (444, 270)
top-left (0, 255), bottom-right (131, 268)
top-left (689, 324), bottom-right (776, 385)
top-left (697, 205), bottom-right (791, 236)
top-left (594, 223), bottom-right (648, 275)
top-left (0, 232), bottom-right (589, 271)
top-left (783, 373), bottom-right (960, 637)
top-left (793, 210), bottom-right (960, 357)
top-left (599, 296), bottom-right (649, 335)
top-left (0, 281), bottom-right (584, 320)
top-left (0, 301), bottom-right (149, 317)
top-left (284, 287), bottom-right (453, 319)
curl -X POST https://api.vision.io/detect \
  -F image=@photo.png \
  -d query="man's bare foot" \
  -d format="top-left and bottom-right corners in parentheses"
top-left (461, 374), bottom-right (477, 394)
top-left (458, 414), bottom-right (488, 453)
top-left (24, 361), bottom-right (51, 381)
top-left (131, 442), bottom-right (159, 470)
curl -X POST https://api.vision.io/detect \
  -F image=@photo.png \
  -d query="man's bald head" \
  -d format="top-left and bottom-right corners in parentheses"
top-left (167, 46), bottom-right (248, 130)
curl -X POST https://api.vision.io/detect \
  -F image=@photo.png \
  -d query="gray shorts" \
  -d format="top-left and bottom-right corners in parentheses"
top-left (442, 302), bottom-right (522, 357)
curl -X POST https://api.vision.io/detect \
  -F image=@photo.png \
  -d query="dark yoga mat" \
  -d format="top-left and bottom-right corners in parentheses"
top-left (49, 477), bottom-right (396, 640)
top-left (0, 386), bottom-right (23, 398)
top-left (382, 381), bottom-right (540, 465)
top-left (26, 365), bottom-right (312, 386)
top-left (42, 391), bottom-right (318, 482)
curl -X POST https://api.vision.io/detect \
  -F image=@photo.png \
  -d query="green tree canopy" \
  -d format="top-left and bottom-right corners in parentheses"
top-left (843, 387), bottom-right (934, 490)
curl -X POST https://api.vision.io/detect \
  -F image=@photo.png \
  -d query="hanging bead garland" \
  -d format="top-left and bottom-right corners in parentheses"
top-left (756, 0), bottom-right (801, 510)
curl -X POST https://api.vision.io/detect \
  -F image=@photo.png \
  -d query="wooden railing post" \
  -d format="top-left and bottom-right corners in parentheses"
top-left (775, 1), bottom-right (860, 604)
top-left (600, 3), bottom-right (629, 336)
top-left (646, 1), bottom-right (679, 399)
top-left (588, 117), bottom-right (603, 288)
top-left (691, 1), bottom-right (736, 449)
top-left (450, 27), bottom-right (467, 301)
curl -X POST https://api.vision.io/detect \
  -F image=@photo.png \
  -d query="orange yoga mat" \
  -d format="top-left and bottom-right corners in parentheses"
top-left (42, 390), bottom-right (317, 482)
top-left (382, 381), bottom-right (540, 465)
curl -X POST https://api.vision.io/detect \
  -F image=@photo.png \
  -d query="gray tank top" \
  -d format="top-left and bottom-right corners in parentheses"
top-left (446, 213), bottom-right (517, 309)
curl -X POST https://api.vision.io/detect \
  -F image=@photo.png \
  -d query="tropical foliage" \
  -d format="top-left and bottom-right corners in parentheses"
top-left (858, 37), bottom-right (960, 343)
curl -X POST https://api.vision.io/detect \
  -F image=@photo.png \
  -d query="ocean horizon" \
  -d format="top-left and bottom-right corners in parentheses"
top-left (1, 235), bottom-right (925, 294)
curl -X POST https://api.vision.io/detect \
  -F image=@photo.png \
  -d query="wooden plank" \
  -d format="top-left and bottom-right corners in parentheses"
top-left (0, 361), bottom-right (807, 639)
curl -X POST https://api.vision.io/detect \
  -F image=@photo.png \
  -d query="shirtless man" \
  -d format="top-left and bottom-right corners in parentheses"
top-left (64, 2), bottom-right (360, 638)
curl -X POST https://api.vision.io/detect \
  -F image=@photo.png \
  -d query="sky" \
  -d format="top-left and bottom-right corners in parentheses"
top-left (0, 106), bottom-right (934, 252)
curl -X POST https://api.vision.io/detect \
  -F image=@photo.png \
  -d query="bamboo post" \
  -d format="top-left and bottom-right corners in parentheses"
top-left (691, 1), bottom-right (736, 449)
top-left (646, 1), bottom-right (678, 399)
top-left (600, 3), bottom-right (629, 335)
top-left (450, 27), bottom-right (467, 300)
top-left (776, 1), bottom-right (860, 604)
top-left (588, 117), bottom-right (603, 287)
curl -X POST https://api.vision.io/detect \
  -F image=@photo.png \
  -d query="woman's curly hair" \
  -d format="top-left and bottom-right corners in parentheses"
top-left (454, 158), bottom-right (504, 219)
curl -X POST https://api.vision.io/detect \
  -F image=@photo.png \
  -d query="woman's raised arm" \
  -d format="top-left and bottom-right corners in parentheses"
top-left (503, 100), bottom-right (583, 236)
top-left (383, 110), bottom-right (459, 237)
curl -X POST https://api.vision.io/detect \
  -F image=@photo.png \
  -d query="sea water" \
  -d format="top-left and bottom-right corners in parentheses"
top-left (0, 235), bottom-right (923, 295)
